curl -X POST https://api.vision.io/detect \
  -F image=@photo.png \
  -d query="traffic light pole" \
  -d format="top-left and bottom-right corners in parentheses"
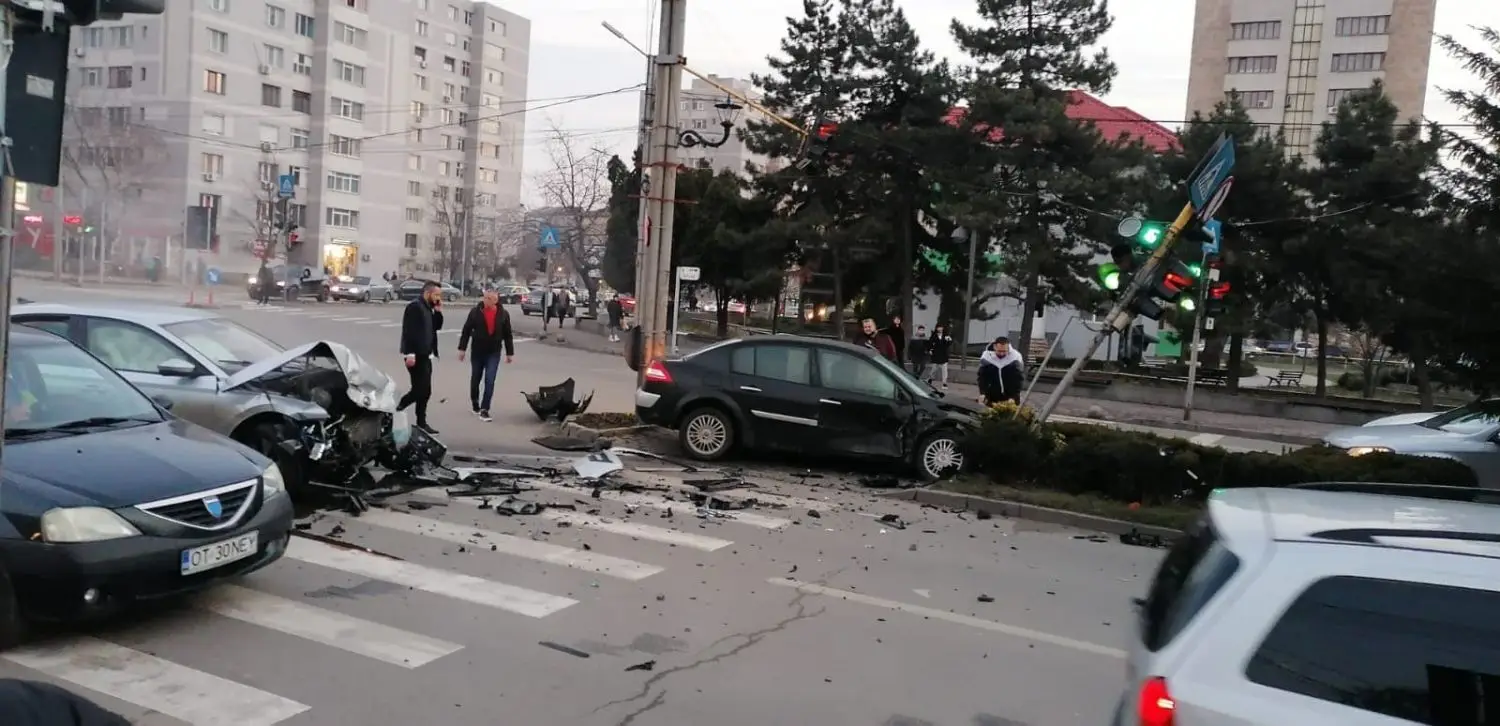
top-left (0, 6), bottom-right (16, 472)
top-left (636, 0), bottom-right (685, 387)
top-left (1181, 248), bottom-right (1213, 421)
top-left (1036, 202), bottom-right (1196, 423)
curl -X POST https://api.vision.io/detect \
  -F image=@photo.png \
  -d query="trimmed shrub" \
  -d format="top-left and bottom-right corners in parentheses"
top-left (965, 414), bottom-right (1475, 505)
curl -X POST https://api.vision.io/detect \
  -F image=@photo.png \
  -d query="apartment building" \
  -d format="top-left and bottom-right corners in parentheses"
top-left (54, 0), bottom-right (530, 280)
top-left (676, 76), bottom-right (776, 175)
top-left (1185, 0), bottom-right (1437, 157)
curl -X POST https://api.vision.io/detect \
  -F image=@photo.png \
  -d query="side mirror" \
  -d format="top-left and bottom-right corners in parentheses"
top-left (151, 395), bottom-right (174, 410)
top-left (157, 358), bottom-right (200, 377)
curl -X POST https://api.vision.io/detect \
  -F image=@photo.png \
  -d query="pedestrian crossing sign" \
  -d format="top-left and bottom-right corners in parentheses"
top-left (539, 226), bottom-right (561, 249)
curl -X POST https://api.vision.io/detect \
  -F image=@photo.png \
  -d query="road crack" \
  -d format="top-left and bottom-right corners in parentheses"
top-left (595, 588), bottom-right (827, 725)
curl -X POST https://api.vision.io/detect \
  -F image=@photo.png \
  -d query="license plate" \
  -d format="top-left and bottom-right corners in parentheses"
top-left (181, 532), bottom-right (258, 575)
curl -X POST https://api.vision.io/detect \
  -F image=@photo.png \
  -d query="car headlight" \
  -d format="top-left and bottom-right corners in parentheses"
top-left (40, 507), bottom-right (140, 543)
top-left (391, 410), bottom-right (412, 448)
top-left (1347, 446), bottom-right (1393, 457)
top-left (248, 276), bottom-right (258, 284)
top-left (262, 463), bottom-right (287, 496)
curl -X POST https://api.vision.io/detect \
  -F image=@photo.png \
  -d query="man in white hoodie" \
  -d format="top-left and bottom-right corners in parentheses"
top-left (978, 337), bottom-right (1025, 405)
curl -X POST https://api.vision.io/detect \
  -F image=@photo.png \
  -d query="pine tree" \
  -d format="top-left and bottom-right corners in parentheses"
top-left (950, 0), bottom-right (1125, 355)
top-left (1435, 28), bottom-right (1500, 232)
top-left (673, 169), bottom-right (785, 337)
top-left (601, 153), bottom-right (641, 294)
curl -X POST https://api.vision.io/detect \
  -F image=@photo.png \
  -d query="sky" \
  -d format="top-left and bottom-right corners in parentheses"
top-left (500, 0), bottom-right (1497, 205)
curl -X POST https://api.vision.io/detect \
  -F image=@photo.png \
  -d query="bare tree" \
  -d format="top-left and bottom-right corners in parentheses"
top-left (229, 178), bottom-right (282, 263)
top-left (534, 123), bottom-right (612, 311)
top-left (429, 189), bottom-right (468, 281)
top-left (59, 104), bottom-right (169, 269)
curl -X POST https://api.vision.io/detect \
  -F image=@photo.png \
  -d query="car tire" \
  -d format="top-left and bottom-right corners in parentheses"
top-left (360, 292), bottom-right (370, 303)
top-left (915, 430), bottom-right (964, 481)
top-left (678, 406), bottom-right (734, 461)
top-left (0, 566), bottom-right (26, 651)
top-left (239, 420), bottom-right (310, 495)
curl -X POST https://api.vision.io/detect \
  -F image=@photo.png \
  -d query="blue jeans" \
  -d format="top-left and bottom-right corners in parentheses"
top-left (469, 352), bottom-right (500, 411)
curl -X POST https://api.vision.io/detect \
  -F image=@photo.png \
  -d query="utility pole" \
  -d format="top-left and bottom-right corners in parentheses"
top-left (1181, 249), bottom-right (1214, 421)
top-left (630, 32), bottom-right (655, 320)
top-left (959, 228), bottom-right (980, 371)
top-left (51, 184), bottom-right (62, 280)
top-left (636, 0), bottom-right (685, 386)
top-left (0, 6), bottom-right (17, 469)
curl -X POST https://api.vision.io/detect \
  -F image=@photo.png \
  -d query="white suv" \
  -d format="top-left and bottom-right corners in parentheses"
top-left (1114, 483), bottom-right (1500, 726)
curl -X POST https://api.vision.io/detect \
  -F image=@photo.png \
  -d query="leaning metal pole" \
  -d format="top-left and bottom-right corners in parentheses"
top-left (959, 228), bottom-right (979, 371)
top-left (639, 0), bottom-right (685, 380)
top-left (0, 7), bottom-right (16, 470)
top-left (1035, 202), bottom-right (1195, 422)
top-left (1181, 248), bottom-right (1214, 421)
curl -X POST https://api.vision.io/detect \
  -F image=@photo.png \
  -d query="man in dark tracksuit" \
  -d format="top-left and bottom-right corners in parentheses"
top-left (397, 281), bottom-right (443, 434)
top-left (457, 288), bottom-right (515, 422)
top-left (0, 678), bottom-right (132, 725)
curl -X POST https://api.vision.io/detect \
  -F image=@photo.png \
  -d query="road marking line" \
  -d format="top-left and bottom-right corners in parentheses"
top-left (330, 316), bottom-right (367, 321)
top-left (380, 322), bottom-right (401, 328)
top-left (286, 537), bottom-right (577, 617)
top-left (3, 637), bottom-right (310, 725)
top-left (1189, 433), bottom-right (1223, 446)
top-left (525, 479), bottom-right (791, 529)
top-left (420, 491), bottom-right (734, 551)
top-left (353, 508), bottom-right (663, 580)
top-left (355, 319), bottom-right (387, 324)
top-left (195, 585), bottom-right (461, 668)
top-left (766, 578), bottom-right (1127, 658)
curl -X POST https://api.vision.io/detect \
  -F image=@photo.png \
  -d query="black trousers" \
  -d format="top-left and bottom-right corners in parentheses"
top-left (398, 356), bottom-right (434, 424)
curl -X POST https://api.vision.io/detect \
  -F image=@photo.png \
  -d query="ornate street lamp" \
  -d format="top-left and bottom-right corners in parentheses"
top-left (679, 94), bottom-right (743, 148)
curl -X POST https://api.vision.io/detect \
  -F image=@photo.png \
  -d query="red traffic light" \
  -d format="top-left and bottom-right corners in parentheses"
top-left (1163, 271), bottom-right (1191, 293)
top-left (63, 215), bottom-right (82, 225)
top-left (815, 122), bottom-right (837, 140)
top-left (1208, 282), bottom-right (1230, 299)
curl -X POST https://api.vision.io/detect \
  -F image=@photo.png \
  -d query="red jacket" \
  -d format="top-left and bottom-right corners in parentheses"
top-left (857, 332), bottom-right (898, 362)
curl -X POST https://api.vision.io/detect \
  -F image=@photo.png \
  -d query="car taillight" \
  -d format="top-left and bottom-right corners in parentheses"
top-left (644, 360), bottom-right (672, 383)
top-left (1137, 677), bottom-right (1175, 726)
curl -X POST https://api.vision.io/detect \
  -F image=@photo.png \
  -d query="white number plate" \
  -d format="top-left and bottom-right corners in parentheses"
top-left (181, 532), bottom-right (258, 575)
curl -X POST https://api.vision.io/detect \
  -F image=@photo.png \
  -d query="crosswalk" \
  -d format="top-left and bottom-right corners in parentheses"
top-left (0, 474), bottom-right (831, 724)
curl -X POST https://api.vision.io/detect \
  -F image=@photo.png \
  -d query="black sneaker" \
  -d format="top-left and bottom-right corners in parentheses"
top-left (478, 410), bottom-right (492, 422)
top-left (417, 423), bottom-right (440, 435)
top-left (471, 405), bottom-right (481, 415)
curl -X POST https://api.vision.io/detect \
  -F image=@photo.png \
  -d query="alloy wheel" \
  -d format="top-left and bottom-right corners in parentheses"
top-left (684, 413), bottom-right (728, 456)
top-left (922, 436), bottom-right (962, 478)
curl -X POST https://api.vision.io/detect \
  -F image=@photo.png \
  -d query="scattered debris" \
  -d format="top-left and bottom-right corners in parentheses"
top-left (625, 660), bottom-right (656, 672)
top-left (975, 509), bottom-right (993, 520)
top-left (806, 509), bottom-right (821, 519)
top-left (1073, 534), bottom-right (1109, 543)
top-left (977, 594), bottom-right (995, 603)
top-left (539, 641), bottom-right (590, 658)
top-left (532, 434), bottom-right (609, 452)
top-left (697, 507), bottom-right (734, 520)
top-left (1120, 528), bottom-right (1171, 548)
top-left (689, 477), bottom-right (744, 493)
top-left (523, 378), bottom-right (595, 422)
top-left (859, 474), bottom-right (905, 489)
top-left (572, 449), bottom-right (626, 480)
top-left (495, 498), bottom-right (544, 516)
top-left (878, 514), bottom-right (907, 530)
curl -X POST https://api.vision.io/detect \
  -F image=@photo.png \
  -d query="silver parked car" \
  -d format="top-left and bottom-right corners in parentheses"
top-left (329, 275), bottom-right (394, 303)
top-left (1323, 399), bottom-right (1500, 486)
top-left (10, 303), bottom-right (444, 489)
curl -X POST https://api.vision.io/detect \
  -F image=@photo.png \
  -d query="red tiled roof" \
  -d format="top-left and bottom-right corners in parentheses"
top-left (943, 90), bottom-right (1179, 153)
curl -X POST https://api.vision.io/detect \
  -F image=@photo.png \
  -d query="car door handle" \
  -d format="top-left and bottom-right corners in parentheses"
top-left (740, 386), bottom-right (761, 392)
top-left (819, 398), bottom-right (841, 405)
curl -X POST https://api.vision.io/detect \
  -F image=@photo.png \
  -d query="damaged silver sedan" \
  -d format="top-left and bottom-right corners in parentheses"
top-left (10, 304), bottom-right (446, 491)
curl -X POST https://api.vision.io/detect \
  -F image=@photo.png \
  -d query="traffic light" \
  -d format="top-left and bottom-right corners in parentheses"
top-left (1096, 242), bottom-right (1135, 292)
top-left (1135, 222), bottom-right (1165, 249)
top-left (535, 251), bottom-right (547, 273)
top-left (1205, 282), bottom-right (1230, 316)
top-left (797, 115), bottom-right (838, 166)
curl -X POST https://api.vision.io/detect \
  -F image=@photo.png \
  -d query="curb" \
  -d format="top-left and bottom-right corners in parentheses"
top-left (878, 488), bottom-right (1183, 540)
top-left (1057, 415), bottom-right (1319, 447)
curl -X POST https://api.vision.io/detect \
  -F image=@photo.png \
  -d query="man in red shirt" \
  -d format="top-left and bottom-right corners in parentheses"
top-left (457, 288), bottom-right (515, 421)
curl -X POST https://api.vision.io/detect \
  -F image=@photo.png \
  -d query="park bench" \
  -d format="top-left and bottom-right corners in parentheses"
top-left (1268, 369), bottom-right (1304, 387)
top-left (1195, 368), bottom-right (1230, 386)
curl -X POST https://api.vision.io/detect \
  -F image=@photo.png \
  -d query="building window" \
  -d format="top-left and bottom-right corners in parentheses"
top-left (333, 60), bottom-right (366, 86)
top-left (327, 172), bottom-right (361, 194)
top-left (460, 60), bottom-right (472, 78)
top-left (293, 53), bottom-right (312, 75)
top-left (442, 56), bottom-right (456, 72)
top-left (335, 22), bottom-right (367, 48)
top-left (444, 31), bottom-right (456, 46)
top-left (438, 161), bottom-right (450, 176)
top-left (1330, 52), bottom-right (1386, 73)
top-left (408, 155), bottom-right (423, 171)
top-left (414, 46), bottom-right (428, 63)
top-left (1227, 55), bottom-right (1277, 74)
top-left (259, 124), bottom-right (279, 144)
top-left (109, 26), bottom-right (133, 47)
top-left (405, 208), bottom-right (423, 222)
top-left (332, 97), bottom-right (364, 121)
top-left (1335, 15), bottom-right (1389, 36)
top-left (478, 168), bottom-right (497, 183)
top-left (415, 20), bottom-right (429, 36)
top-left (404, 233), bottom-right (419, 250)
top-left (264, 44), bottom-right (284, 67)
top-left (292, 90), bottom-right (312, 113)
top-left (78, 67), bottom-right (101, 86)
top-left (286, 165), bottom-right (305, 186)
top-left (411, 101), bottom-right (426, 120)
top-left (447, 4), bottom-right (458, 19)
top-left (294, 13), bottom-right (314, 38)
top-left (260, 84), bottom-right (282, 107)
top-left (207, 28), bottom-right (228, 53)
top-left (203, 70), bottom-right (227, 94)
top-left (408, 181), bottom-right (422, 196)
top-left (201, 153), bottom-right (224, 176)
top-left (291, 128), bottom-right (309, 148)
top-left (484, 43), bottom-right (504, 62)
top-left (1227, 90), bottom-right (1274, 109)
top-left (201, 112), bottom-right (226, 135)
top-left (329, 135), bottom-right (362, 157)
top-left (1229, 21), bottom-right (1280, 40)
top-left (1327, 88), bottom-right (1367, 110)
top-left (209, 0), bottom-right (229, 10)
top-left (265, 4), bottom-right (284, 27)
top-left (413, 74), bottom-right (428, 90)
top-left (490, 20), bottom-right (506, 35)
top-left (258, 162), bottom-right (276, 184)
top-left (325, 208), bottom-right (359, 228)
top-left (107, 66), bottom-right (132, 88)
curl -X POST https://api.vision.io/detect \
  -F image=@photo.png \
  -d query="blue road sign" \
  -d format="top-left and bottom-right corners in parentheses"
top-left (539, 225), bottom-right (561, 249)
top-left (277, 174), bottom-right (296, 198)
top-left (1202, 219), bottom-right (1222, 255)
top-left (205, 266), bottom-right (222, 285)
top-left (1188, 134), bottom-right (1235, 212)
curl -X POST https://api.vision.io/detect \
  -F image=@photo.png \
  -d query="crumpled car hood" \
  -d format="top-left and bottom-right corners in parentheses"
top-left (221, 341), bottom-right (399, 412)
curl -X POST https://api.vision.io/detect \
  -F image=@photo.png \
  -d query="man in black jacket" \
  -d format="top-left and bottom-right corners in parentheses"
top-left (397, 280), bottom-right (444, 434)
top-left (0, 679), bottom-right (132, 725)
top-left (457, 288), bottom-right (515, 421)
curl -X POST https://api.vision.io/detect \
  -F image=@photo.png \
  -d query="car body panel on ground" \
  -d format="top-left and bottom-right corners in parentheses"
top-left (634, 336), bottom-right (974, 479)
top-left (0, 326), bottom-right (294, 628)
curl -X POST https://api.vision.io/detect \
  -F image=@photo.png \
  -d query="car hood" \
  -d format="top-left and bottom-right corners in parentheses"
top-left (932, 395), bottom-right (985, 420)
top-left (1323, 423), bottom-right (1485, 450)
top-left (1362, 411), bottom-right (1441, 427)
top-left (3, 420), bottom-right (265, 508)
top-left (222, 341), bottom-right (399, 412)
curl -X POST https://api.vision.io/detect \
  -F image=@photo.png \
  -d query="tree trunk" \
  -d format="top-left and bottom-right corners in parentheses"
top-left (1314, 309), bottom-right (1329, 397)
top-left (1360, 351), bottom-right (1377, 399)
top-left (1412, 347), bottom-right (1434, 407)
top-left (899, 200), bottom-right (915, 332)
top-left (1017, 275), bottom-right (1040, 359)
top-left (715, 284), bottom-right (730, 339)
top-left (1227, 334), bottom-right (1243, 392)
top-left (831, 247), bottom-right (846, 341)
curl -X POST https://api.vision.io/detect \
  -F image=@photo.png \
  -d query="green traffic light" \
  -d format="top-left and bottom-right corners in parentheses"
top-left (1097, 263), bottom-right (1121, 290)
top-left (84, 226), bottom-right (95, 233)
top-left (1184, 262), bottom-right (1202, 277)
top-left (1138, 225), bottom-right (1164, 247)
top-left (1178, 298), bottom-right (1196, 312)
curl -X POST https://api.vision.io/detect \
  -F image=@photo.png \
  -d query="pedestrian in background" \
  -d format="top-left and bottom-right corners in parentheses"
top-left (541, 288), bottom-right (555, 332)
top-left (883, 316), bottom-right (907, 370)
top-left (457, 288), bottom-right (514, 422)
top-left (927, 324), bottom-right (953, 390)
top-left (854, 318), bottom-right (898, 362)
top-left (397, 280), bottom-right (444, 435)
top-left (551, 287), bottom-right (572, 330)
top-left (255, 260), bottom-right (273, 305)
top-left (978, 336), bottom-right (1024, 405)
top-left (909, 324), bottom-right (931, 382)
top-left (606, 296), bottom-right (625, 342)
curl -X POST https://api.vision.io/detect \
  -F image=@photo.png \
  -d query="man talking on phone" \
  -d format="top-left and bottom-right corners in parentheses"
top-left (397, 280), bottom-right (444, 434)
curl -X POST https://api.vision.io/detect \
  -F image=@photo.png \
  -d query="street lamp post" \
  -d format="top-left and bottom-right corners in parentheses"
top-left (678, 96), bottom-right (743, 149)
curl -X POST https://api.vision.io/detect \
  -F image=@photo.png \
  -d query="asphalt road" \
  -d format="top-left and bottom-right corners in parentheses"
top-left (0, 282), bottom-right (1163, 725)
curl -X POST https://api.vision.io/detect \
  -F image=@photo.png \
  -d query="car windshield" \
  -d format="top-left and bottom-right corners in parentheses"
top-left (164, 318), bottom-right (284, 371)
top-left (867, 353), bottom-right (933, 398)
top-left (5, 338), bottom-right (162, 437)
top-left (1420, 400), bottom-right (1500, 435)
top-left (352, 276), bottom-right (371, 285)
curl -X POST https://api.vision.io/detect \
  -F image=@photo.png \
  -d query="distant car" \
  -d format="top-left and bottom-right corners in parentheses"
top-left (496, 285), bottom-right (529, 304)
top-left (520, 288), bottom-right (576, 317)
top-left (247, 265), bottom-right (329, 302)
top-left (1323, 399), bottom-right (1500, 486)
top-left (395, 280), bottom-right (460, 302)
top-left (328, 275), bottom-right (392, 303)
top-left (633, 336), bottom-right (978, 480)
top-left (0, 325), bottom-right (293, 645)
